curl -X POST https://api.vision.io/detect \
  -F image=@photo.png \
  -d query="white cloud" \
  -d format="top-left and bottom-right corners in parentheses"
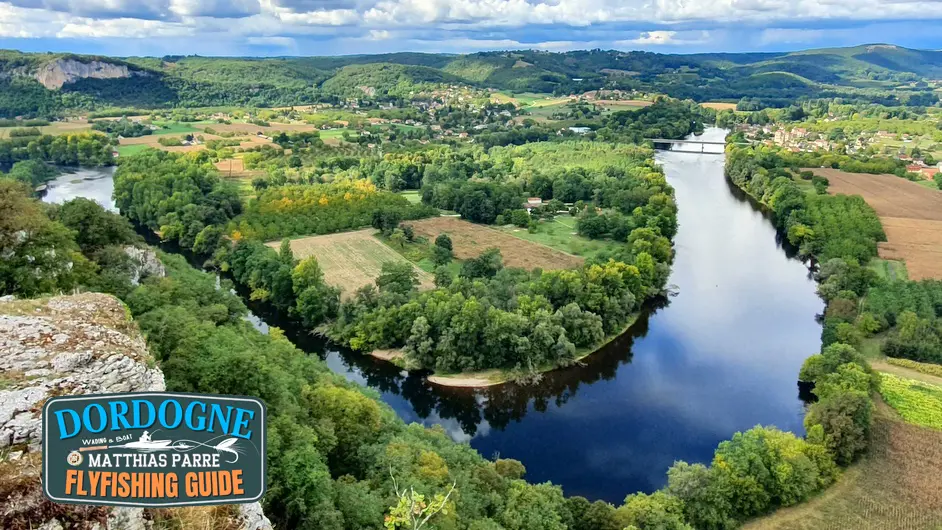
top-left (57, 17), bottom-right (192, 38)
top-left (2, 0), bottom-right (942, 52)
top-left (630, 30), bottom-right (676, 45)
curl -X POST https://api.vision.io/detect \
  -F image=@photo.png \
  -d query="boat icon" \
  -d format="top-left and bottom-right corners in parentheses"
top-left (122, 431), bottom-right (172, 450)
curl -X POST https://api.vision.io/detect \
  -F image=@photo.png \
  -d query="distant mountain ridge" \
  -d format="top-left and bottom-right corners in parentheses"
top-left (1, 44), bottom-right (940, 116)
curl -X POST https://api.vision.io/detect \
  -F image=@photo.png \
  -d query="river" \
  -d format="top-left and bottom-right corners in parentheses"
top-left (43, 128), bottom-right (824, 503)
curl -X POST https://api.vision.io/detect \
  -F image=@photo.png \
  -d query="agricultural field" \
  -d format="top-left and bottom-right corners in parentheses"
top-left (593, 100), bottom-right (653, 110)
top-left (496, 216), bottom-right (619, 261)
top-left (743, 400), bottom-right (942, 530)
top-left (813, 168), bottom-right (942, 280)
top-left (0, 120), bottom-right (92, 138)
top-left (409, 217), bottom-right (584, 271)
top-left (700, 102), bottom-right (738, 110)
top-left (266, 229), bottom-right (434, 296)
top-left (879, 373), bottom-right (942, 430)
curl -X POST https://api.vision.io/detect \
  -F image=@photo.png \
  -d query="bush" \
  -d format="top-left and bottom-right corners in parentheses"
top-left (804, 392), bottom-right (873, 466)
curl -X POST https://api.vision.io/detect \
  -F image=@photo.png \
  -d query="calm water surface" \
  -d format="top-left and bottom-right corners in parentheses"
top-left (41, 166), bottom-right (117, 211)
top-left (45, 129), bottom-right (824, 502)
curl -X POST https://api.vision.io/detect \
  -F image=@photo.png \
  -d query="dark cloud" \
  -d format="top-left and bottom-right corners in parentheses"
top-left (270, 0), bottom-right (377, 12)
top-left (8, 0), bottom-right (172, 20)
top-left (175, 0), bottom-right (261, 18)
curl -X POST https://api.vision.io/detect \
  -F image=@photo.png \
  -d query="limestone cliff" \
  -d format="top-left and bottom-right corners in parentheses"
top-left (29, 59), bottom-right (143, 90)
top-left (0, 293), bottom-right (272, 530)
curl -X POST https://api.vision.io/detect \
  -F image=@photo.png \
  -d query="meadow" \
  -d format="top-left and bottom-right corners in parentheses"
top-left (496, 216), bottom-right (620, 261)
top-left (409, 217), bottom-right (585, 271)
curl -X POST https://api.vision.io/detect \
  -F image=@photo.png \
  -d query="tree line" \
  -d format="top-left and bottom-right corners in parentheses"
top-left (0, 132), bottom-right (115, 167)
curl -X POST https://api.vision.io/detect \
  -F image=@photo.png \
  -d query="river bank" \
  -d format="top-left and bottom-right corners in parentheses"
top-left (413, 313), bottom-right (644, 388)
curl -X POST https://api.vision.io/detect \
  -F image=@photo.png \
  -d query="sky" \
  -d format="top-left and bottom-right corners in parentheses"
top-left (0, 0), bottom-right (941, 57)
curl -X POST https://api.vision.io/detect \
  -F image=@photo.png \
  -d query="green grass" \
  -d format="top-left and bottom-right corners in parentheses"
top-left (497, 216), bottom-right (620, 260)
top-left (868, 258), bottom-right (909, 282)
top-left (374, 233), bottom-right (461, 276)
top-left (398, 190), bottom-right (422, 204)
top-left (116, 144), bottom-right (152, 157)
top-left (319, 128), bottom-right (352, 140)
top-left (879, 373), bottom-right (942, 430)
top-left (151, 121), bottom-right (205, 135)
top-left (916, 179), bottom-right (941, 190)
top-left (858, 335), bottom-right (886, 360)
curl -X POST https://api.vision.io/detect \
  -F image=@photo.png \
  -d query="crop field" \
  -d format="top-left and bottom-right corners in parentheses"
top-left (743, 400), bottom-right (942, 530)
top-left (593, 100), bottom-right (653, 109)
top-left (410, 217), bottom-right (584, 271)
top-left (208, 122), bottom-right (320, 135)
top-left (0, 120), bottom-right (92, 138)
top-left (700, 102), bottom-right (738, 110)
top-left (266, 229), bottom-right (434, 296)
top-left (879, 373), bottom-right (942, 430)
top-left (813, 168), bottom-right (942, 280)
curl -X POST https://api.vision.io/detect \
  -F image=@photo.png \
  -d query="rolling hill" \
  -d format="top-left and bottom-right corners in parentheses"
top-left (1, 44), bottom-right (940, 117)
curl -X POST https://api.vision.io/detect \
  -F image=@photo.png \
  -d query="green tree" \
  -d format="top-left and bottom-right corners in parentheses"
top-left (377, 261), bottom-right (419, 295)
top-left (279, 238), bottom-right (295, 266)
top-left (616, 491), bottom-right (691, 530)
top-left (804, 391), bottom-right (872, 465)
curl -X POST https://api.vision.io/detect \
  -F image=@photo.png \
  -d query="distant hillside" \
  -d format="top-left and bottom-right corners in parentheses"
top-left (1, 44), bottom-right (940, 116)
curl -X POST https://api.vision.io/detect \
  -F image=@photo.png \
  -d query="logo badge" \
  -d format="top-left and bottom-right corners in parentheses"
top-left (43, 392), bottom-right (266, 507)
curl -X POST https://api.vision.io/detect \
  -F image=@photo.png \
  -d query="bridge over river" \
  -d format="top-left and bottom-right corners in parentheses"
top-left (645, 137), bottom-right (736, 154)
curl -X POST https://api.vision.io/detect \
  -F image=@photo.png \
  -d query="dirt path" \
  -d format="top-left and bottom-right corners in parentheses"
top-left (871, 360), bottom-right (942, 387)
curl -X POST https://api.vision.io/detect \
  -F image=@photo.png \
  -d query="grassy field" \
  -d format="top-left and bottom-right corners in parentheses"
top-left (410, 217), bottom-right (584, 271)
top-left (879, 373), bottom-right (942, 430)
top-left (151, 121), bottom-right (206, 135)
top-left (116, 144), bottom-right (152, 157)
top-left (0, 121), bottom-right (93, 138)
top-left (743, 400), bottom-right (942, 530)
top-left (398, 190), bottom-right (422, 204)
top-left (267, 229), bottom-right (434, 296)
top-left (496, 216), bottom-right (620, 261)
top-left (869, 258), bottom-right (909, 281)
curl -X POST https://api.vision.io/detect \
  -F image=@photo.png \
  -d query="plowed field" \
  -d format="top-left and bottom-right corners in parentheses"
top-left (811, 168), bottom-right (942, 280)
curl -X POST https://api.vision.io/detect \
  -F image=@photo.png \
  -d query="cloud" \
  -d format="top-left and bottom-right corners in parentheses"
top-left (629, 30), bottom-right (676, 45)
top-left (2, 0), bottom-right (942, 55)
top-left (7, 0), bottom-right (171, 20)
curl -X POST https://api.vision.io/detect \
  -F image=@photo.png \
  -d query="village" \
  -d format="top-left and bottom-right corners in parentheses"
top-left (738, 122), bottom-right (942, 181)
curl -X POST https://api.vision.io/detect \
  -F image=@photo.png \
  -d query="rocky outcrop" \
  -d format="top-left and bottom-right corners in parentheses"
top-left (123, 246), bottom-right (166, 286)
top-left (0, 293), bottom-right (272, 530)
top-left (31, 59), bottom-right (141, 90)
